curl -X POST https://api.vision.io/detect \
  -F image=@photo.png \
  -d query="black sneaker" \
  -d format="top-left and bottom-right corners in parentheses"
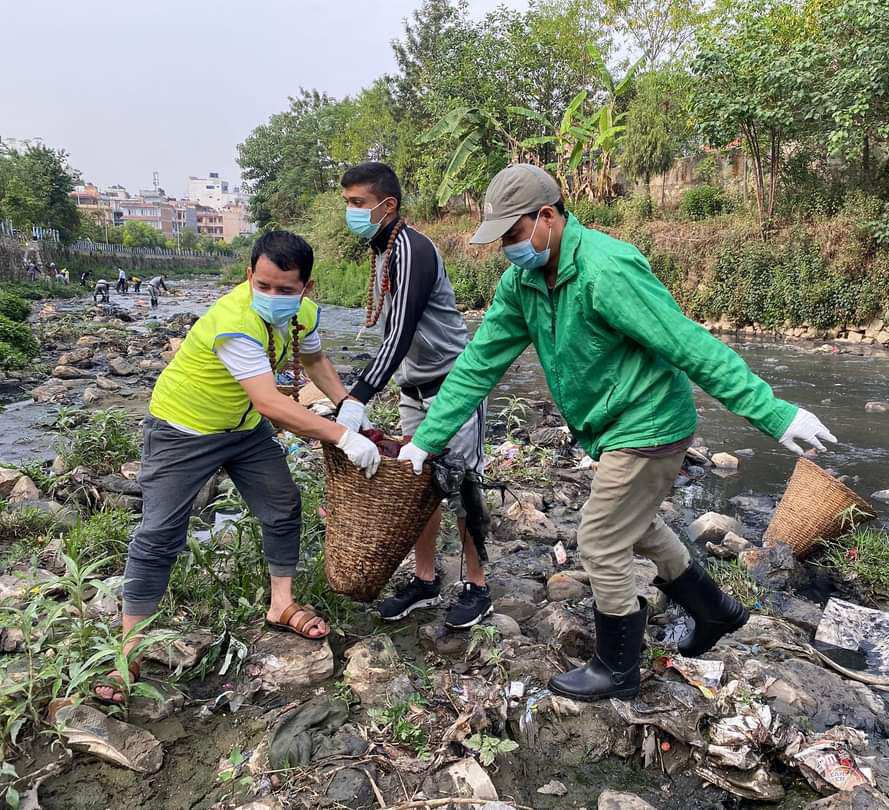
top-left (378, 576), bottom-right (442, 621)
top-left (445, 582), bottom-right (493, 629)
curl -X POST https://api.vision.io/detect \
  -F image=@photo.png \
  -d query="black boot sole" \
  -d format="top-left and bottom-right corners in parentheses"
top-left (547, 678), bottom-right (639, 702)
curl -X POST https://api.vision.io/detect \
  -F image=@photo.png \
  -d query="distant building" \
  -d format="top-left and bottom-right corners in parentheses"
top-left (187, 171), bottom-right (249, 210)
top-left (196, 205), bottom-right (224, 240)
top-left (174, 201), bottom-right (198, 237)
top-left (222, 201), bottom-right (256, 242)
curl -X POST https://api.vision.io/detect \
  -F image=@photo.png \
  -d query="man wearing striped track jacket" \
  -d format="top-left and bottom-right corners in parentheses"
top-left (336, 161), bottom-right (492, 629)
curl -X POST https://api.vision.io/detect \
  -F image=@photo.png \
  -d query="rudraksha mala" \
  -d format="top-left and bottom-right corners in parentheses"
top-left (266, 317), bottom-right (305, 402)
top-left (365, 218), bottom-right (406, 327)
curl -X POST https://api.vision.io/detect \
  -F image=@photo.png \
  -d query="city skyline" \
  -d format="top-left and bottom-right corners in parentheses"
top-left (1, 0), bottom-right (523, 199)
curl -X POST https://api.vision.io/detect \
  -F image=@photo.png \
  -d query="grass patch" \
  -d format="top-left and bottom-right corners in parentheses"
top-left (63, 508), bottom-right (133, 572)
top-left (707, 559), bottom-right (767, 611)
top-left (367, 694), bottom-right (430, 757)
top-left (54, 408), bottom-right (140, 475)
top-left (822, 528), bottom-right (889, 601)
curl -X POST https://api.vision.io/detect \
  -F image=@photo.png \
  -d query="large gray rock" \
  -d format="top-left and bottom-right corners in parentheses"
top-left (598, 791), bottom-right (658, 810)
top-left (425, 758), bottom-right (498, 802)
top-left (8, 475), bottom-right (39, 503)
top-left (872, 490), bottom-right (889, 504)
top-left (686, 512), bottom-right (745, 543)
top-left (58, 346), bottom-right (94, 367)
top-left (108, 357), bottom-right (137, 376)
top-left (418, 622), bottom-right (470, 657)
top-left (739, 542), bottom-right (804, 590)
top-left (53, 364), bottom-right (91, 380)
top-left (250, 631), bottom-right (334, 691)
top-left (742, 657), bottom-right (887, 735)
top-left (865, 401), bottom-right (889, 414)
top-left (343, 635), bottom-right (401, 708)
top-left (144, 630), bottom-right (216, 669)
top-left (529, 602), bottom-right (595, 658)
top-left (547, 572), bottom-right (590, 602)
top-left (0, 467), bottom-right (23, 498)
top-left (494, 595), bottom-right (538, 624)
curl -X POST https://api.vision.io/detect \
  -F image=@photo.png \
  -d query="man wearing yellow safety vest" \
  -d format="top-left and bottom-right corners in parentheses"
top-left (95, 231), bottom-right (380, 704)
top-left (398, 165), bottom-right (836, 702)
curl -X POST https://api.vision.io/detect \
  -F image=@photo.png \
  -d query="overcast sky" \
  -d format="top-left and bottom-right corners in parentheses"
top-left (1, 0), bottom-right (526, 198)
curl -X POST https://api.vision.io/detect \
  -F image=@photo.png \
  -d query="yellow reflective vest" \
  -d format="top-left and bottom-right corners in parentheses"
top-left (150, 280), bottom-right (319, 434)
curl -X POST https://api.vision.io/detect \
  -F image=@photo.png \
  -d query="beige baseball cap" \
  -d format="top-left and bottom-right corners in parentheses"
top-left (470, 163), bottom-right (562, 244)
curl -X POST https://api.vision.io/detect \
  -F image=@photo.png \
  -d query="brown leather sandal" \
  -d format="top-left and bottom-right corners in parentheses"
top-left (265, 603), bottom-right (329, 639)
top-left (93, 660), bottom-right (141, 705)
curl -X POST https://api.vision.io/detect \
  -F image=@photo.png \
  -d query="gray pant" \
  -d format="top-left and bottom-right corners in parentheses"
top-left (122, 416), bottom-right (302, 615)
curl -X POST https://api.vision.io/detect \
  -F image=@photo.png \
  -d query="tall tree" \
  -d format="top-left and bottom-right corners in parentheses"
top-left (237, 89), bottom-right (341, 228)
top-left (621, 69), bottom-right (692, 199)
top-left (0, 144), bottom-right (81, 241)
top-left (692, 0), bottom-right (811, 235)
top-left (604, 0), bottom-right (706, 66)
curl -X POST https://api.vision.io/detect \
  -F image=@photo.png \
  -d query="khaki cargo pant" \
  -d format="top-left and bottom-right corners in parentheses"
top-left (577, 448), bottom-right (691, 616)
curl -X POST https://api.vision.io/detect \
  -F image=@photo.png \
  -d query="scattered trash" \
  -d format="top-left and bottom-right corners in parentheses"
top-left (815, 597), bottom-right (889, 679)
top-left (553, 540), bottom-right (567, 565)
top-left (537, 779), bottom-right (568, 796)
top-left (661, 655), bottom-right (724, 698)
top-left (791, 730), bottom-right (874, 793)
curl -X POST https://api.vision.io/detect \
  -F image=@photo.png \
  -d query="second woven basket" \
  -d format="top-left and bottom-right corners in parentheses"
top-left (764, 457), bottom-right (876, 557)
top-left (322, 442), bottom-right (442, 602)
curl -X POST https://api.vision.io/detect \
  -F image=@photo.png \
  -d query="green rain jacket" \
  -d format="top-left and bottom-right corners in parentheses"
top-left (413, 214), bottom-right (797, 460)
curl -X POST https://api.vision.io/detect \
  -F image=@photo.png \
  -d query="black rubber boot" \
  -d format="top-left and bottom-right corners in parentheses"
top-left (548, 597), bottom-right (647, 702)
top-left (656, 560), bottom-right (749, 656)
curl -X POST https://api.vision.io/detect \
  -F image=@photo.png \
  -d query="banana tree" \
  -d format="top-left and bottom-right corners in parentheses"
top-left (587, 43), bottom-right (642, 199)
top-left (509, 90), bottom-right (596, 195)
top-left (417, 106), bottom-right (526, 208)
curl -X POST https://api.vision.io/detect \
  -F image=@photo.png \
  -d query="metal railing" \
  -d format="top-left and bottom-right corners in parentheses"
top-left (1, 219), bottom-right (233, 258)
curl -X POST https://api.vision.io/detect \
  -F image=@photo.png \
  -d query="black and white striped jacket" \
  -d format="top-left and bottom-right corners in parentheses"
top-left (351, 220), bottom-right (469, 404)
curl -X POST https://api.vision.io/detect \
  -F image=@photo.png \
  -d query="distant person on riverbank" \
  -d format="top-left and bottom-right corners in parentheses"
top-left (398, 164), bottom-right (838, 703)
top-left (93, 230), bottom-right (379, 705)
top-left (60, 268), bottom-right (69, 284)
top-left (79, 270), bottom-right (90, 287)
top-left (26, 260), bottom-right (39, 282)
top-left (93, 279), bottom-right (110, 304)
top-left (116, 267), bottom-right (128, 294)
top-left (148, 273), bottom-right (168, 293)
top-left (337, 161), bottom-right (492, 630)
top-left (131, 274), bottom-right (141, 293)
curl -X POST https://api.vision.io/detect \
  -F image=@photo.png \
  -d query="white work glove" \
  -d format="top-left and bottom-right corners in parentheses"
top-left (779, 408), bottom-right (837, 455)
top-left (398, 441), bottom-right (429, 475)
top-left (335, 399), bottom-right (366, 433)
top-left (336, 429), bottom-right (380, 479)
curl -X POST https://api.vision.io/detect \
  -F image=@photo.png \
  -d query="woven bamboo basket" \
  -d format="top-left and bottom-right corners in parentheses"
top-left (764, 458), bottom-right (876, 557)
top-left (321, 443), bottom-right (442, 602)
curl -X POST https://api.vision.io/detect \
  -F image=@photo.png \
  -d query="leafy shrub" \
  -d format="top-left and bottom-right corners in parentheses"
top-left (0, 315), bottom-right (39, 368)
top-left (311, 260), bottom-right (369, 308)
top-left (54, 408), bottom-right (140, 474)
top-left (0, 291), bottom-right (30, 322)
top-left (301, 190), bottom-right (365, 265)
top-left (570, 199), bottom-right (622, 228)
top-left (616, 193), bottom-right (654, 224)
top-left (679, 185), bottom-right (726, 220)
top-left (448, 255), bottom-right (503, 309)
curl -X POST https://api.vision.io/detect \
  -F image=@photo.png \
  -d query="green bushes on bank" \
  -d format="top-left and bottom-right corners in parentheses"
top-left (0, 290), bottom-right (31, 322)
top-left (679, 185), bottom-right (726, 220)
top-left (0, 314), bottom-right (39, 368)
top-left (311, 261), bottom-right (370, 309)
top-left (684, 237), bottom-right (889, 329)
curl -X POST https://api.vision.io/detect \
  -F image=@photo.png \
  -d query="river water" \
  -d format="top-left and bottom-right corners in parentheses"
top-left (3, 281), bottom-right (887, 529)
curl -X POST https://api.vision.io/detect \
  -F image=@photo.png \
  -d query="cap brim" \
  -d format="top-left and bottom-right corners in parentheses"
top-left (469, 214), bottom-right (522, 245)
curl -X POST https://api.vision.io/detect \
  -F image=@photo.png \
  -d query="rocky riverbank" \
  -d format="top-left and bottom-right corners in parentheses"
top-left (1, 284), bottom-right (888, 810)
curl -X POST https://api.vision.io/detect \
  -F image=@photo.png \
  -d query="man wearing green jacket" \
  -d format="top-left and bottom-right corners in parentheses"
top-left (398, 164), bottom-right (836, 702)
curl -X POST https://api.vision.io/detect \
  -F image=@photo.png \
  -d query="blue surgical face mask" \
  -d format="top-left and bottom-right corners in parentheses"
top-left (503, 211), bottom-right (551, 269)
top-left (251, 286), bottom-right (304, 327)
top-left (345, 197), bottom-right (393, 239)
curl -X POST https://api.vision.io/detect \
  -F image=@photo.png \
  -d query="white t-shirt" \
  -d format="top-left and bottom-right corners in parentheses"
top-left (164, 324), bottom-right (322, 435)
